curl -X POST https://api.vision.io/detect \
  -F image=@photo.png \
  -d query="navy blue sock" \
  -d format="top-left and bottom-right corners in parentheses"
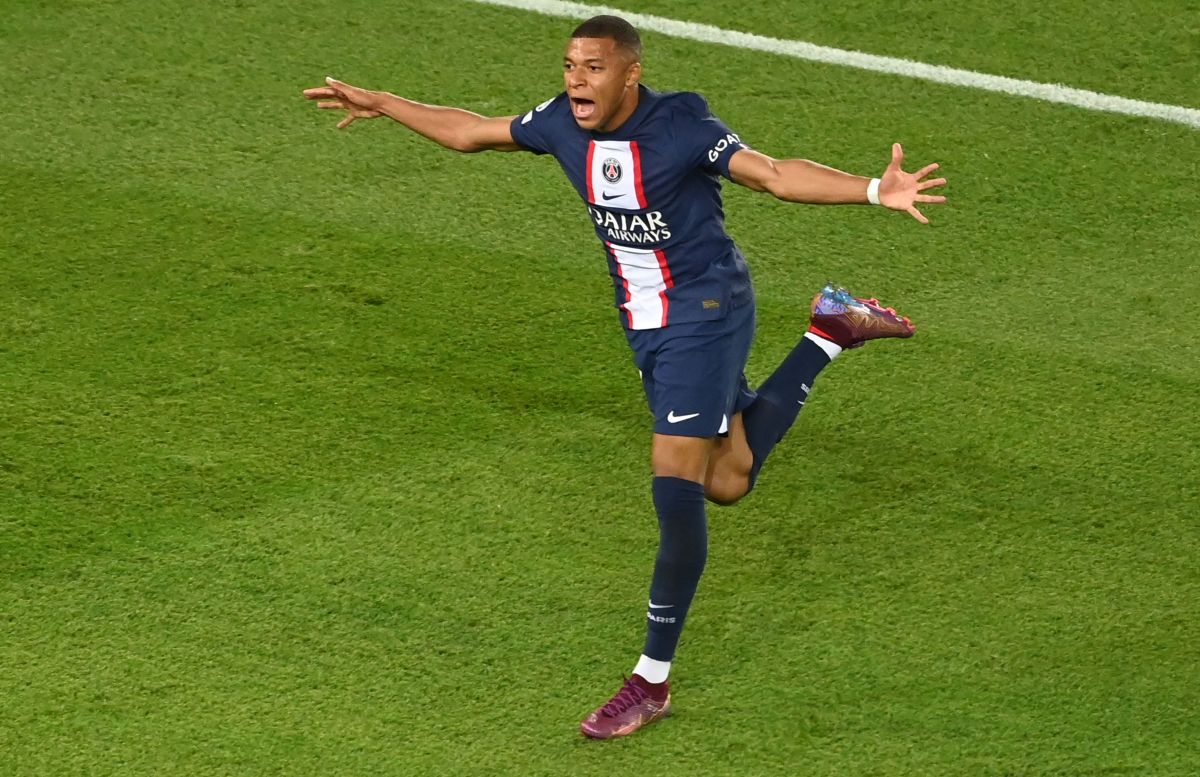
top-left (641, 476), bottom-right (708, 662)
top-left (743, 336), bottom-right (832, 487)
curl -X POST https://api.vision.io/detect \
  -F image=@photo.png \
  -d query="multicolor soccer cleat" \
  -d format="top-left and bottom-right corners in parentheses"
top-left (808, 283), bottom-right (915, 348)
top-left (579, 675), bottom-right (672, 739)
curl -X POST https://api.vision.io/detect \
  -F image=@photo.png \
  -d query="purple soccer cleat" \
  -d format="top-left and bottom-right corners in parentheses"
top-left (580, 675), bottom-right (672, 739)
top-left (807, 283), bottom-right (915, 348)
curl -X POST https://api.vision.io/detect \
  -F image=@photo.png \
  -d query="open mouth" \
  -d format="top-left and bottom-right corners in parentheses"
top-left (570, 97), bottom-right (596, 120)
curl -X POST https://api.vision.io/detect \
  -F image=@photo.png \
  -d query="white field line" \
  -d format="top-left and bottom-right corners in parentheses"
top-left (469, 0), bottom-right (1200, 130)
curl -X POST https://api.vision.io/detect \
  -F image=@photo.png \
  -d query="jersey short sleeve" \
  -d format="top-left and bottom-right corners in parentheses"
top-left (672, 93), bottom-right (749, 179)
top-left (509, 93), bottom-right (569, 155)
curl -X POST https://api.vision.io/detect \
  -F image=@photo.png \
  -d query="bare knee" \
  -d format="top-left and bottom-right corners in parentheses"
top-left (652, 433), bottom-right (715, 483)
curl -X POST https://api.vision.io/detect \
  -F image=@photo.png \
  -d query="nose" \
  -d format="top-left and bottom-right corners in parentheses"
top-left (566, 70), bottom-right (586, 89)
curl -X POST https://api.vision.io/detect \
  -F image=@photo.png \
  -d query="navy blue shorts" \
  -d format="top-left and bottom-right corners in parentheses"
top-left (625, 300), bottom-right (758, 438)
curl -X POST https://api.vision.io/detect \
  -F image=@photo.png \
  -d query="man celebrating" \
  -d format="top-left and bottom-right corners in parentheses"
top-left (304, 15), bottom-right (946, 739)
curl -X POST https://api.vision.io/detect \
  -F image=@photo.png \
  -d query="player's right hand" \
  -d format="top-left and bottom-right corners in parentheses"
top-left (302, 77), bottom-right (384, 129)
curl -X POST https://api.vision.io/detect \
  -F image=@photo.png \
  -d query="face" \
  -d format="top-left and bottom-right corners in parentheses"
top-left (562, 37), bottom-right (641, 132)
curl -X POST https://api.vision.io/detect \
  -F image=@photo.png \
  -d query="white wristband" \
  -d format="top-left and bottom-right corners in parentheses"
top-left (866, 178), bottom-right (882, 206)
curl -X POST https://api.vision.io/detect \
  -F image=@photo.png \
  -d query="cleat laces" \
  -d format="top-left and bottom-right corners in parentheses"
top-left (600, 676), bottom-right (648, 717)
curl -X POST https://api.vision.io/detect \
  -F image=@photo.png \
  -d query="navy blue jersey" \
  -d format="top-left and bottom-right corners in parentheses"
top-left (510, 86), bottom-right (753, 330)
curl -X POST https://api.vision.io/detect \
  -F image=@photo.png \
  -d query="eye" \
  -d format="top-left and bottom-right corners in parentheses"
top-left (589, 66), bottom-right (603, 72)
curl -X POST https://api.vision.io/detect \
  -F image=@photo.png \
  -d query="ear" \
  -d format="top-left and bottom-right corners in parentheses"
top-left (625, 61), bottom-right (642, 86)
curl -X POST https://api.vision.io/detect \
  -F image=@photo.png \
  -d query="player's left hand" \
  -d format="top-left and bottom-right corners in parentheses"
top-left (878, 143), bottom-right (947, 224)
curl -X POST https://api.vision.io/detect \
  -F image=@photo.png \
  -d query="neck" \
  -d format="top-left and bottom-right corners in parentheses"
top-left (598, 84), bottom-right (640, 132)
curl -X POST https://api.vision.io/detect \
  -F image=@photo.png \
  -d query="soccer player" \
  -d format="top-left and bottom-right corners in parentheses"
top-left (304, 14), bottom-right (946, 739)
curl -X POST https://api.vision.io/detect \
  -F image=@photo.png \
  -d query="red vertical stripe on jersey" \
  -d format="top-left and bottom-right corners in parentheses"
top-left (654, 248), bottom-right (674, 327)
top-left (607, 242), bottom-right (634, 328)
top-left (585, 141), bottom-right (596, 204)
top-left (630, 141), bottom-right (648, 209)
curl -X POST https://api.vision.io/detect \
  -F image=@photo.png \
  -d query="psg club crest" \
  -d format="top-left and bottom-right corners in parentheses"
top-left (602, 157), bottom-right (623, 183)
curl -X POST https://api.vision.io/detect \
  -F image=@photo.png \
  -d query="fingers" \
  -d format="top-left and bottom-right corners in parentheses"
top-left (303, 87), bottom-right (339, 99)
top-left (917, 177), bottom-right (947, 191)
top-left (305, 76), bottom-right (359, 129)
top-left (914, 162), bottom-right (940, 180)
top-left (303, 78), bottom-right (352, 100)
top-left (888, 142), bottom-right (903, 169)
top-left (915, 194), bottom-right (946, 204)
top-left (326, 77), bottom-right (356, 96)
top-left (906, 205), bottom-right (929, 225)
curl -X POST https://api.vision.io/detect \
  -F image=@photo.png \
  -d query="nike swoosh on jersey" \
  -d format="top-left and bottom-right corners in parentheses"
top-left (666, 411), bottom-right (700, 423)
top-left (648, 602), bottom-right (673, 609)
top-left (601, 191), bottom-right (623, 200)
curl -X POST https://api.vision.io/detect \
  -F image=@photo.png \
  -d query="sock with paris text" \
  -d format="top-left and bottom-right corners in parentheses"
top-left (742, 332), bottom-right (841, 488)
top-left (639, 476), bottom-right (707, 680)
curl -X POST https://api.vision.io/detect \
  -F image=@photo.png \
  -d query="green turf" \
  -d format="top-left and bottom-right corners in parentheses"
top-left (619, 0), bottom-right (1200, 108)
top-left (2, 0), bottom-right (1198, 775)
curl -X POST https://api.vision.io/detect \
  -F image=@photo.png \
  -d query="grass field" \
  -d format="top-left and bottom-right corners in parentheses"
top-left (2, 0), bottom-right (1198, 774)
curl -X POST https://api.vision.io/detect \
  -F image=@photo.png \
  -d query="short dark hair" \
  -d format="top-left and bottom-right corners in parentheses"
top-left (571, 15), bottom-right (642, 62)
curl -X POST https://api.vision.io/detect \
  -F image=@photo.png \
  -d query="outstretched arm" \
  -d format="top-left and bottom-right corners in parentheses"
top-left (728, 143), bottom-right (947, 224)
top-left (302, 77), bottom-right (521, 153)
